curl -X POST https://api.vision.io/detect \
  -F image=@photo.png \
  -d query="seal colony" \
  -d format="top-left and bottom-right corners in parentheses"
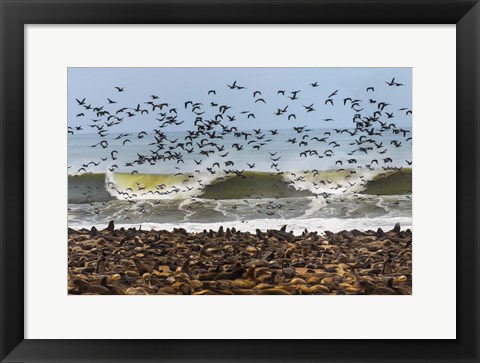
top-left (68, 221), bottom-right (412, 295)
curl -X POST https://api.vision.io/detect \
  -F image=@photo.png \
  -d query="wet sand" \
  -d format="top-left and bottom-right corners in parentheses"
top-left (68, 222), bottom-right (412, 295)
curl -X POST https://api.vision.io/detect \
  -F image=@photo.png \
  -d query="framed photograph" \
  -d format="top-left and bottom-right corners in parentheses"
top-left (1, 0), bottom-right (478, 362)
top-left (66, 66), bottom-right (414, 297)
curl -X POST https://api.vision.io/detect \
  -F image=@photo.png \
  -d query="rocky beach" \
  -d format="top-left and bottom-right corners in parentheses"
top-left (68, 222), bottom-right (412, 295)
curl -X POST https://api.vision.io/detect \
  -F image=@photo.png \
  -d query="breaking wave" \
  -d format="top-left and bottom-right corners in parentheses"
top-left (68, 169), bottom-right (411, 204)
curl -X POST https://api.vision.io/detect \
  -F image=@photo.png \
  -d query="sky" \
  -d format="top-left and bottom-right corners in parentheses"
top-left (68, 67), bottom-right (412, 133)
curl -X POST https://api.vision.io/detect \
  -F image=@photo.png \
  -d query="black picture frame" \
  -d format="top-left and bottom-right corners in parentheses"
top-left (1, 0), bottom-right (478, 362)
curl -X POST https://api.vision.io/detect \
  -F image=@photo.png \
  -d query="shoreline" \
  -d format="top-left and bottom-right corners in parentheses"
top-left (68, 216), bottom-right (413, 236)
top-left (68, 222), bottom-right (412, 295)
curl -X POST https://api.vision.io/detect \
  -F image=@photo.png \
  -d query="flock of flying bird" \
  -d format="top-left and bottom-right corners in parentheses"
top-left (69, 76), bottom-right (412, 219)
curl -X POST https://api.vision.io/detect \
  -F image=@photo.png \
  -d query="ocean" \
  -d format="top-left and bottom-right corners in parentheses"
top-left (68, 128), bottom-right (412, 233)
